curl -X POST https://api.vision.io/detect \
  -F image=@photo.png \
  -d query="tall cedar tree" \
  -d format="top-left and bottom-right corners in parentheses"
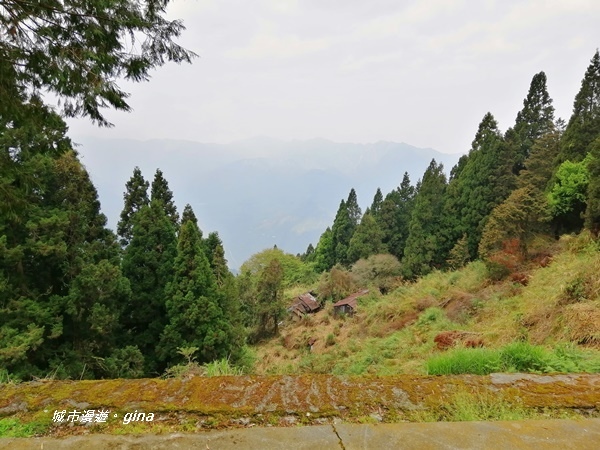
top-left (402, 160), bottom-right (447, 278)
top-left (347, 212), bottom-right (385, 263)
top-left (121, 200), bottom-right (177, 374)
top-left (117, 167), bottom-right (149, 246)
top-left (1, 102), bottom-right (131, 378)
top-left (376, 172), bottom-right (415, 260)
top-left (313, 227), bottom-right (335, 272)
top-left (254, 259), bottom-right (285, 338)
top-left (370, 188), bottom-right (384, 218)
top-left (1, 0), bottom-right (195, 126)
top-left (585, 137), bottom-right (600, 236)
top-left (331, 189), bottom-right (361, 266)
top-left (151, 169), bottom-right (179, 229)
top-left (443, 113), bottom-right (516, 258)
top-left (158, 220), bottom-right (231, 365)
top-left (506, 71), bottom-right (555, 172)
top-left (208, 235), bottom-right (246, 359)
top-left (560, 50), bottom-right (600, 162)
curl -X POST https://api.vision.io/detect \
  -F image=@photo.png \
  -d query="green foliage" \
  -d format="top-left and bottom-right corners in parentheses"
top-left (240, 247), bottom-right (316, 287)
top-left (150, 169), bottom-right (179, 229)
top-left (547, 156), bottom-right (591, 232)
top-left (0, 418), bottom-right (49, 438)
top-left (159, 220), bottom-right (232, 365)
top-left (253, 259), bottom-right (285, 339)
top-left (117, 167), bottom-right (150, 247)
top-left (443, 113), bottom-right (517, 260)
top-left (447, 234), bottom-right (471, 270)
top-left (203, 358), bottom-right (245, 376)
top-left (427, 342), bottom-right (600, 375)
top-left (376, 172), bottom-right (415, 260)
top-left (317, 266), bottom-right (357, 302)
top-left (434, 391), bottom-right (530, 422)
top-left (561, 50), bottom-right (600, 162)
top-left (0, 0), bottom-right (195, 126)
top-left (403, 160), bottom-right (447, 278)
top-left (313, 227), bottom-right (335, 272)
top-left (506, 71), bottom-right (555, 172)
top-left (347, 213), bottom-right (385, 263)
top-left (351, 254), bottom-right (401, 292)
top-left (121, 201), bottom-right (177, 373)
top-left (584, 137), bottom-right (600, 235)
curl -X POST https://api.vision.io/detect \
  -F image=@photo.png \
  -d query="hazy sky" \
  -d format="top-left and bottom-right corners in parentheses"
top-left (67, 0), bottom-right (600, 155)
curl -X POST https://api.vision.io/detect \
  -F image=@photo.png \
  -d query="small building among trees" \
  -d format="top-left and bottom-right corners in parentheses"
top-left (333, 290), bottom-right (369, 316)
top-left (288, 293), bottom-right (321, 321)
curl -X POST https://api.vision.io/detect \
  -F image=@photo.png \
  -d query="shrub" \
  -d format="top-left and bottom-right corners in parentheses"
top-left (427, 348), bottom-right (502, 375)
top-left (325, 334), bottom-right (336, 347)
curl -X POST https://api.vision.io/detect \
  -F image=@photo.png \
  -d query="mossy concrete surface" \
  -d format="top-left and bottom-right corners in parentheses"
top-left (1, 419), bottom-right (600, 449)
top-left (0, 374), bottom-right (599, 436)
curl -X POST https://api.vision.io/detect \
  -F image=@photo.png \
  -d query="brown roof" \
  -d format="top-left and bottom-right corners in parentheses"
top-left (333, 289), bottom-right (369, 308)
top-left (297, 293), bottom-right (319, 311)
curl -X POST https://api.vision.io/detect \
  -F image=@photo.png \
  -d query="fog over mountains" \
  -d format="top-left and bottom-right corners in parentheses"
top-left (76, 137), bottom-right (460, 269)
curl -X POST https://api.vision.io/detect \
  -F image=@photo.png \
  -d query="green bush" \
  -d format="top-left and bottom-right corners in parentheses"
top-left (427, 342), bottom-right (600, 375)
top-left (427, 348), bottom-right (502, 375)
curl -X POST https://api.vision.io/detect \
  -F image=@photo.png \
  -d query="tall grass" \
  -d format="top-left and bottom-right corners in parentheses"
top-left (427, 342), bottom-right (600, 375)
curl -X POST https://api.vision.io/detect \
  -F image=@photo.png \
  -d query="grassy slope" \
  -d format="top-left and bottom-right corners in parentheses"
top-left (253, 234), bottom-right (600, 376)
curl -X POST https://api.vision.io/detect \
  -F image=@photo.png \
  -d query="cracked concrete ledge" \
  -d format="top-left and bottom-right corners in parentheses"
top-left (1, 419), bottom-right (600, 449)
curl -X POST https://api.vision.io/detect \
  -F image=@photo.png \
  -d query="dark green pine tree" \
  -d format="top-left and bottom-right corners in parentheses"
top-left (158, 220), bottom-right (230, 365)
top-left (443, 113), bottom-right (517, 258)
top-left (331, 189), bottom-right (362, 266)
top-left (1, 101), bottom-right (133, 379)
top-left (255, 259), bottom-right (285, 338)
top-left (209, 237), bottom-right (246, 360)
top-left (402, 160), bottom-right (448, 278)
top-left (203, 231), bottom-right (222, 270)
top-left (313, 227), bottom-right (335, 272)
top-left (506, 71), bottom-right (555, 172)
top-left (346, 188), bottom-right (362, 228)
top-left (347, 212), bottom-right (385, 263)
top-left (151, 169), bottom-right (179, 229)
top-left (370, 188), bottom-right (384, 218)
top-left (585, 137), bottom-right (600, 236)
top-left (561, 50), bottom-right (600, 162)
top-left (121, 200), bottom-right (177, 374)
top-left (117, 167), bottom-right (149, 247)
top-left (376, 172), bottom-right (416, 260)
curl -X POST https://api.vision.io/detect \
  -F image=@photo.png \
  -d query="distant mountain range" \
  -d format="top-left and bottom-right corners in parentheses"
top-left (76, 137), bottom-right (460, 269)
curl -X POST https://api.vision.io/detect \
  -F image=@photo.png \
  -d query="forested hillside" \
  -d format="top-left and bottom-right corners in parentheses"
top-left (2, 20), bottom-right (600, 382)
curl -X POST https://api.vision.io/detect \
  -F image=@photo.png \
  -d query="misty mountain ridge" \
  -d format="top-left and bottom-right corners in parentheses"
top-left (76, 136), bottom-right (460, 269)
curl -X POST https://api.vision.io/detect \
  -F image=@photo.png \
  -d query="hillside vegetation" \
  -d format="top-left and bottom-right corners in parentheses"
top-left (252, 233), bottom-right (600, 377)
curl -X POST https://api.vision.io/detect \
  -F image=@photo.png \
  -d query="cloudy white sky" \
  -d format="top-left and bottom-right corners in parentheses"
top-left (67, 0), bottom-right (600, 155)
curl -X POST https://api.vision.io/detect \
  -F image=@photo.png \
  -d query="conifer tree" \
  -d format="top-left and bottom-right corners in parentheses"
top-left (313, 227), bottom-right (335, 272)
top-left (402, 160), bottom-right (447, 278)
top-left (151, 169), bottom-right (179, 229)
top-left (370, 188), bottom-right (384, 218)
top-left (346, 188), bottom-right (362, 227)
top-left (561, 50), bottom-right (600, 162)
top-left (117, 167), bottom-right (149, 246)
top-left (331, 200), bottom-right (352, 266)
top-left (158, 220), bottom-right (230, 365)
top-left (506, 71), bottom-right (555, 172)
top-left (121, 200), bottom-right (177, 373)
top-left (376, 172), bottom-right (415, 260)
top-left (255, 259), bottom-right (284, 338)
top-left (585, 137), bottom-right (600, 236)
top-left (347, 212), bottom-right (385, 263)
top-left (1, 102), bottom-right (132, 378)
top-left (181, 203), bottom-right (199, 227)
top-left (442, 113), bottom-right (517, 258)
